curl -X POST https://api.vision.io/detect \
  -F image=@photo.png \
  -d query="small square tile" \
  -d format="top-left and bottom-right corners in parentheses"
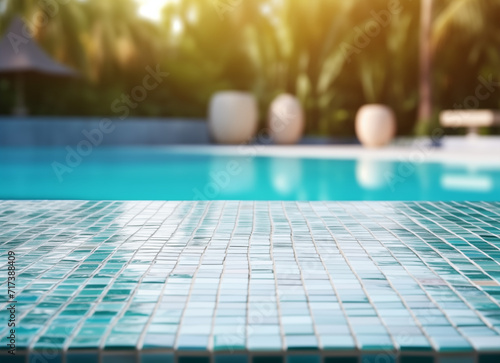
top-left (213, 335), bottom-right (246, 352)
top-left (285, 335), bottom-right (319, 350)
top-left (321, 335), bottom-right (356, 350)
top-left (248, 335), bottom-right (282, 351)
top-left (142, 334), bottom-right (175, 349)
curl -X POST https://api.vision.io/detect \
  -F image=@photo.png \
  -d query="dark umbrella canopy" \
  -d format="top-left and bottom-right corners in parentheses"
top-left (0, 17), bottom-right (77, 76)
top-left (0, 17), bottom-right (78, 115)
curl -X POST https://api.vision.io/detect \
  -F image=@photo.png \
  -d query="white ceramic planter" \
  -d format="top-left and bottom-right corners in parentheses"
top-left (268, 94), bottom-right (304, 145)
top-left (355, 104), bottom-right (396, 148)
top-left (208, 91), bottom-right (258, 144)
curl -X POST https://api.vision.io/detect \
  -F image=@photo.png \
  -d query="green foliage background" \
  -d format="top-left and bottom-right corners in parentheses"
top-left (1, 0), bottom-right (500, 136)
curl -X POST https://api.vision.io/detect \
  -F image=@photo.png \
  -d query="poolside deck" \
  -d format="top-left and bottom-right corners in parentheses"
top-left (1, 201), bottom-right (500, 363)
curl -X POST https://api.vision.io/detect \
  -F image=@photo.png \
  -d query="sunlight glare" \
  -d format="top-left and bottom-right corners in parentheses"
top-left (172, 17), bottom-right (184, 35)
top-left (137, 0), bottom-right (177, 22)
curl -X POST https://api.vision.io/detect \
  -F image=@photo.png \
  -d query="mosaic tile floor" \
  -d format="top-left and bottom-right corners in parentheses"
top-left (1, 201), bottom-right (500, 363)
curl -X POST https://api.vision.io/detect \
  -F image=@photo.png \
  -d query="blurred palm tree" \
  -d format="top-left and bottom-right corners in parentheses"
top-left (415, 0), bottom-right (500, 133)
top-left (353, 0), bottom-right (420, 135)
top-left (1, 0), bottom-right (87, 70)
top-left (81, 0), bottom-right (163, 83)
top-left (247, 0), bottom-right (356, 134)
top-left (1, 0), bottom-right (163, 82)
top-left (155, 0), bottom-right (259, 116)
top-left (416, 0), bottom-right (433, 135)
top-left (432, 0), bottom-right (500, 53)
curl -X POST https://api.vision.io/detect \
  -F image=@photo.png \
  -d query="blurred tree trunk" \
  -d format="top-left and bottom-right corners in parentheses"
top-left (416, 0), bottom-right (433, 133)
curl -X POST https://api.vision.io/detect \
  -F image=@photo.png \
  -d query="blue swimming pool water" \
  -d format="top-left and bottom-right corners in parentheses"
top-left (1, 147), bottom-right (499, 201)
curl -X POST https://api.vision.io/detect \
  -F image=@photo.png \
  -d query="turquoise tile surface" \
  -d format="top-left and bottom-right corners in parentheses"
top-left (0, 201), bottom-right (500, 363)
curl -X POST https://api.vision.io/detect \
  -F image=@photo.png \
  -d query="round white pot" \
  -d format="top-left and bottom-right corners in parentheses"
top-left (355, 104), bottom-right (396, 148)
top-left (268, 94), bottom-right (304, 145)
top-left (208, 91), bottom-right (258, 144)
